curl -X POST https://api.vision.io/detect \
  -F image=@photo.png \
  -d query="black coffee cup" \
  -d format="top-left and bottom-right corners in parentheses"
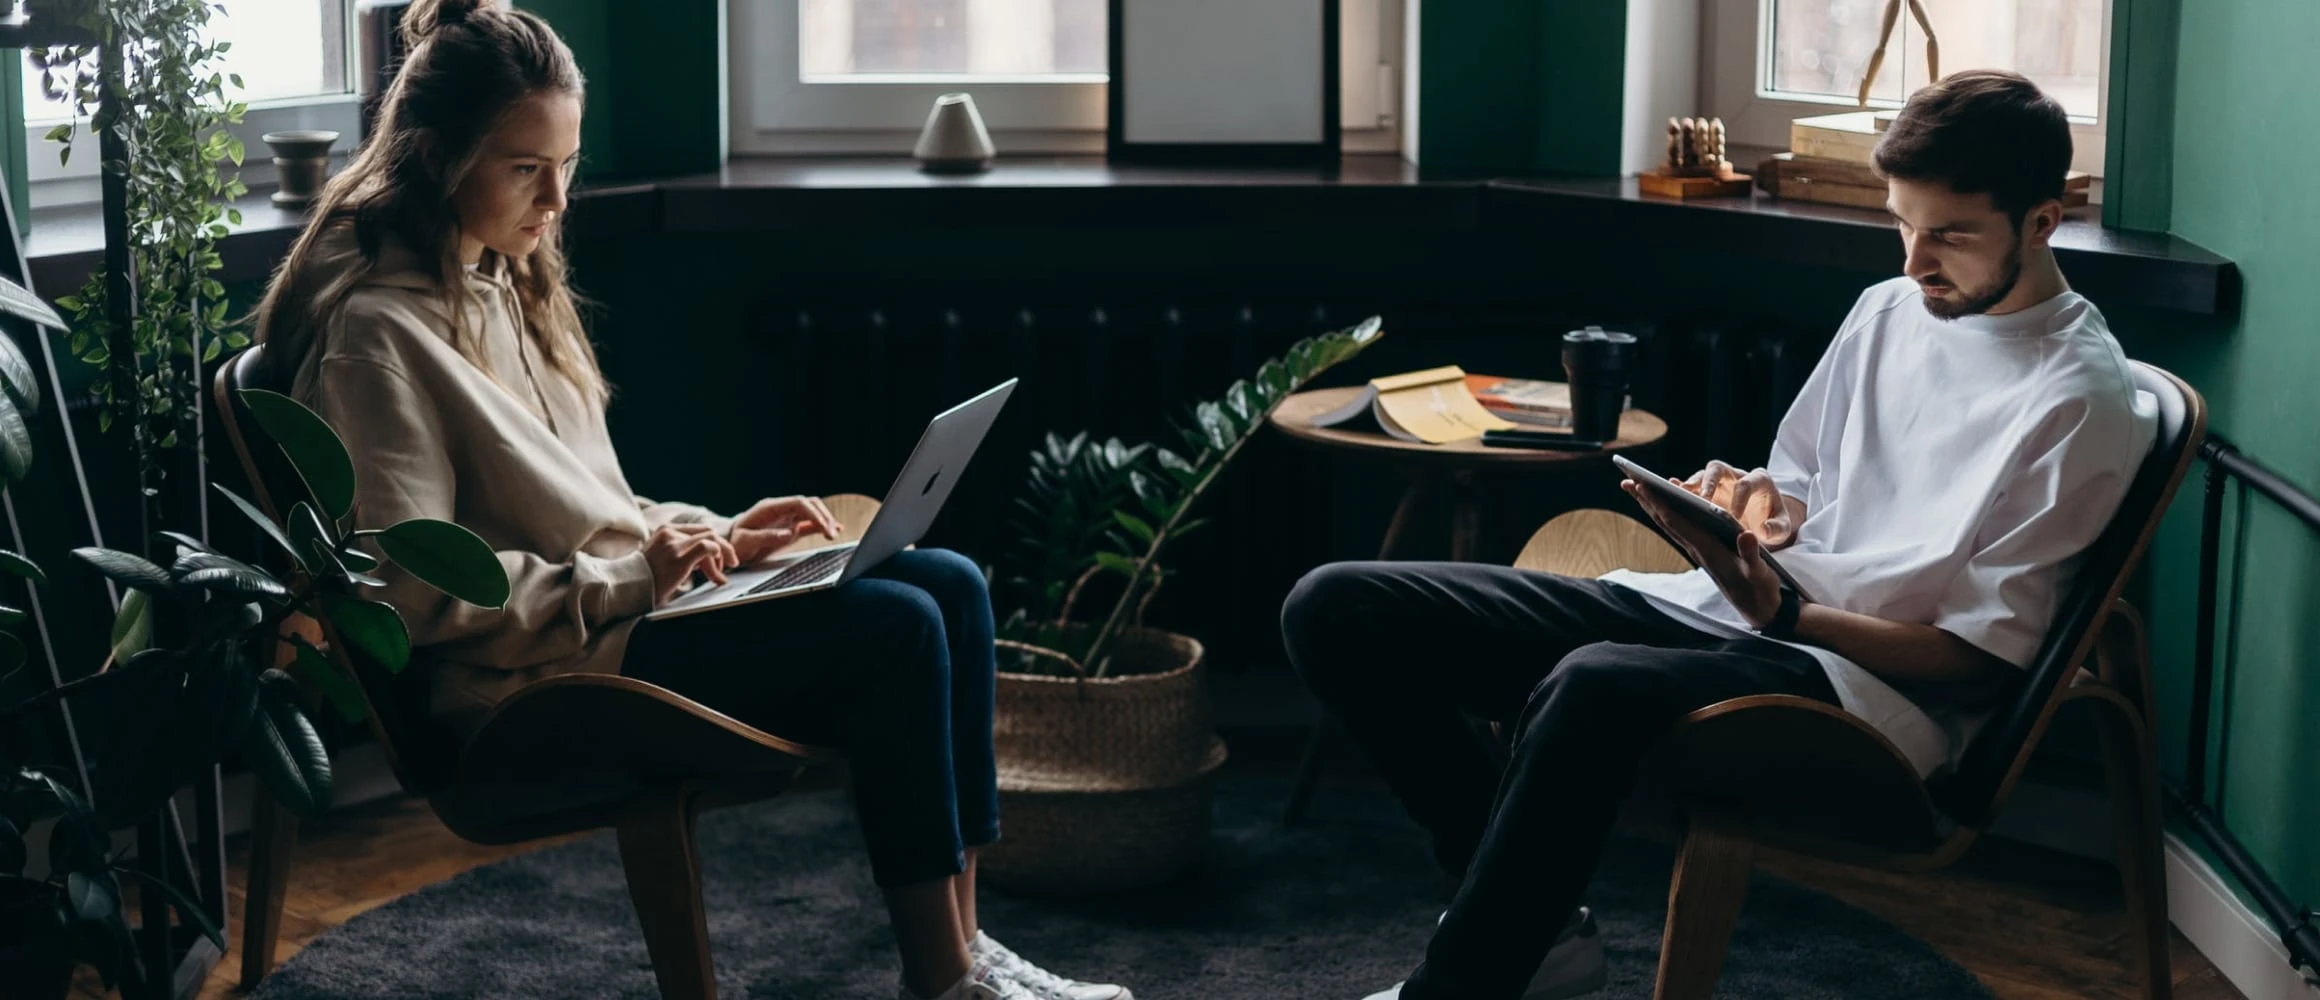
top-left (1561, 325), bottom-right (1636, 442)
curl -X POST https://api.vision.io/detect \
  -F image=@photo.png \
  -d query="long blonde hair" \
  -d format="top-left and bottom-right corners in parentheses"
top-left (251, 0), bottom-right (605, 404)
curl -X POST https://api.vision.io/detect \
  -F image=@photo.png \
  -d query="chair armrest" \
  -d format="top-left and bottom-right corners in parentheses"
top-left (1649, 695), bottom-right (1947, 855)
top-left (433, 674), bottom-right (842, 841)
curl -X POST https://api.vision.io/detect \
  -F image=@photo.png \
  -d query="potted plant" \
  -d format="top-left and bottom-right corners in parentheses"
top-left (0, 380), bottom-right (509, 997)
top-left (979, 316), bottom-right (1381, 896)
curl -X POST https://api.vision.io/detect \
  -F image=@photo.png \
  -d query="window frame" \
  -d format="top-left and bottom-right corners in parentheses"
top-left (21, 0), bottom-right (364, 210)
top-left (727, 0), bottom-right (1401, 157)
top-left (1701, 0), bottom-right (2110, 178)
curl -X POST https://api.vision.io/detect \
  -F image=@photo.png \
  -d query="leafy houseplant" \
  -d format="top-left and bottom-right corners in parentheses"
top-left (995, 316), bottom-right (1383, 675)
top-left (32, 0), bottom-right (254, 455)
top-left (0, 383), bottom-right (510, 995)
top-left (976, 316), bottom-right (1381, 898)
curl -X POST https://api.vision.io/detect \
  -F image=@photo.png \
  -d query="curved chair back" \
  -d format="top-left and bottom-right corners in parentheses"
top-left (214, 344), bottom-right (458, 795)
top-left (1933, 361), bottom-right (2205, 825)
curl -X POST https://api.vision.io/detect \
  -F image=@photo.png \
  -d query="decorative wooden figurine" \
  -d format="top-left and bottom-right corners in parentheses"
top-left (1639, 116), bottom-right (1752, 200)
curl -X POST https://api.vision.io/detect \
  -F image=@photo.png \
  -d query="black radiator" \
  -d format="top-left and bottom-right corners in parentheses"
top-left (728, 298), bottom-right (1832, 675)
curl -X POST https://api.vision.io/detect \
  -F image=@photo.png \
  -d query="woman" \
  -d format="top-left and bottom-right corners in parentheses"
top-left (250, 3), bottom-right (1125, 998)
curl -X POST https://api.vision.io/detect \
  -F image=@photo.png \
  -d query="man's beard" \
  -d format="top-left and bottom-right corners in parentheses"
top-left (1921, 237), bottom-right (2024, 319)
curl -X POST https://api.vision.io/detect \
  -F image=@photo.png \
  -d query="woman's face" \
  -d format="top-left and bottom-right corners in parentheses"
top-left (452, 91), bottom-right (582, 266)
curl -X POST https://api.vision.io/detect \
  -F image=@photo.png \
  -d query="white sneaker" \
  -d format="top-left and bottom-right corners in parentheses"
top-left (898, 959), bottom-right (1039, 1000)
top-left (1361, 907), bottom-right (1607, 1000)
top-left (971, 931), bottom-right (1133, 1000)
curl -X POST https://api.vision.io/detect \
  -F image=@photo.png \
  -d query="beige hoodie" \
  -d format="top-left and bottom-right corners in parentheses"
top-left (287, 236), bottom-right (727, 734)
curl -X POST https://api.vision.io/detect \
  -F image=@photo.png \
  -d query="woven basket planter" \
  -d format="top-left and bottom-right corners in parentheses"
top-left (980, 625), bottom-right (1226, 897)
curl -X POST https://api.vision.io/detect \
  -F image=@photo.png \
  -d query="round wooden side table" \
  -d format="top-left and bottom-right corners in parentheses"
top-left (1268, 386), bottom-right (1669, 562)
top-left (1268, 385), bottom-right (1669, 826)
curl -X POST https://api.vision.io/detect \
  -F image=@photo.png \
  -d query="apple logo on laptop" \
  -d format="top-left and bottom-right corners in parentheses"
top-left (922, 468), bottom-right (943, 495)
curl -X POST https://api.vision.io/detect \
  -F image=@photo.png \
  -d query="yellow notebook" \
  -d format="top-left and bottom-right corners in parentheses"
top-left (1310, 365), bottom-right (1516, 444)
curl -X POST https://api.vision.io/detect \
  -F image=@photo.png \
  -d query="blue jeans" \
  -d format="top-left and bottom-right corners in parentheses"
top-left (623, 547), bottom-right (1001, 888)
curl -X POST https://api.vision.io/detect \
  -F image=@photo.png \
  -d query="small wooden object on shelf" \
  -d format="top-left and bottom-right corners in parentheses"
top-left (1639, 116), bottom-right (1752, 200)
top-left (1754, 152), bottom-right (2092, 212)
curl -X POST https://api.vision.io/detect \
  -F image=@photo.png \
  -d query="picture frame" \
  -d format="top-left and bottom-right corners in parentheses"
top-left (1106, 0), bottom-right (1340, 166)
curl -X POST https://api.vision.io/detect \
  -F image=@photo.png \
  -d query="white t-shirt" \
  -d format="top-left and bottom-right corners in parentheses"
top-left (1600, 276), bottom-right (2158, 776)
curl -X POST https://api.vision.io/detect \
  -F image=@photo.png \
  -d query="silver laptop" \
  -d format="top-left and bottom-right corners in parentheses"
top-left (645, 378), bottom-right (1017, 621)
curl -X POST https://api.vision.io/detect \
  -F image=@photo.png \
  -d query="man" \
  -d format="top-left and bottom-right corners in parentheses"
top-left (1282, 70), bottom-right (2158, 1000)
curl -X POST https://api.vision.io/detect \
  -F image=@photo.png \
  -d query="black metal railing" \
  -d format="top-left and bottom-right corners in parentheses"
top-left (2185, 431), bottom-right (2320, 981)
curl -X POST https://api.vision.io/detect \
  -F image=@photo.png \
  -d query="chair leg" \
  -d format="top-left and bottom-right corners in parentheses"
top-left (2097, 700), bottom-right (2173, 1000)
top-left (237, 788), bottom-right (298, 989)
top-left (1654, 806), bottom-right (1755, 1000)
top-left (618, 788), bottom-right (718, 1000)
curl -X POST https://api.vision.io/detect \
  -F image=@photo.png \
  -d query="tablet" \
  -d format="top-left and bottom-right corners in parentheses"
top-left (1611, 454), bottom-right (1814, 603)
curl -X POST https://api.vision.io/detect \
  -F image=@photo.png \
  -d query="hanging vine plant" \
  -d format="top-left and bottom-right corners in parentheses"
top-left (29, 0), bottom-right (254, 465)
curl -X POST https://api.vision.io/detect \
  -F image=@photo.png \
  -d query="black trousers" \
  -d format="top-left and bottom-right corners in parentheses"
top-left (1281, 562), bottom-right (1839, 1000)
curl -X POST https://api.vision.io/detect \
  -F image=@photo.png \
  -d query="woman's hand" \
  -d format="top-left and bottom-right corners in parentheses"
top-left (645, 523), bottom-right (740, 606)
top-left (728, 495), bottom-right (844, 565)
top-left (1680, 459), bottom-right (1798, 549)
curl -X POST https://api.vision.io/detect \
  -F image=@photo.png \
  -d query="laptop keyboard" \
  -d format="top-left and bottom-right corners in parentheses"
top-left (745, 546), bottom-right (851, 595)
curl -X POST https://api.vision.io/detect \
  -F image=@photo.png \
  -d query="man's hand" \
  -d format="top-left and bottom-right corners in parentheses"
top-left (1681, 460), bottom-right (1799, 549)
top-left (728, 495), bottom-right (844, 565)
top-left (1621, 477), bottom-right (1786, 628)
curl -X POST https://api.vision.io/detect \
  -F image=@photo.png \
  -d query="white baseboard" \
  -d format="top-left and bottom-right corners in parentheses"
top-left (2166, 833), bottom-right (2320, 1000)
top-left (1992, 775), bottom-right (2318, 1000)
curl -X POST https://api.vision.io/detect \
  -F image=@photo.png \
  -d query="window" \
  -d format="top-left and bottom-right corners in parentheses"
top-left (731, 0), bottom-right (1401, 156)
top-left (22, 0), bottom-right (362, 209)
top-left (1706, 0), bottom-right (2109, 177)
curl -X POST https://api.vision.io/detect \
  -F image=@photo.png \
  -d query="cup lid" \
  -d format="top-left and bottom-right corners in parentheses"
top-left (1563, 324), bottom-right (1636, 344)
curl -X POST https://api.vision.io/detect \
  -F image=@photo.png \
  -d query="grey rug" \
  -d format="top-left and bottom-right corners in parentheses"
top-left (253, 778), bottom-right (1993, 999)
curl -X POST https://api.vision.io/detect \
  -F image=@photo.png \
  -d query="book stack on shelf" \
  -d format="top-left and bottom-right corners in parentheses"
top-left (1755, 110), bottom-right (2091, 211)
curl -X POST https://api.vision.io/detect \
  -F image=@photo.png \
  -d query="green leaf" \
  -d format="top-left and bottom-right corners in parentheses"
top-left (213, 483), bottom-right (303, 569)
top-left (1225, 379), bottom-right (1259, 425)
top-left (293, 640), bottom-right (367, 725)
top-left (158, 531), bottom-right (213, 556)
top-left (54, 295), bottom-right (82, 312)
top-left (1194, 401), bottom-right (1235, 452)
top-left (43, 124), bottom-right (70, 142)
top-left (239, 389), bottom-right (355, 520)
top-left (74, 548), bottom-right (171, 592)
top-left (244, 670), bottom-right (332, 818)
top-left (66, 870), bottom-right (118, 923)
top-left (337, 546), bottom-right (378, 572)
top-left (1259, 358), bottom-right (1293, 399)
top-left (0, 550), bottom-right (48, 589)
top-left (1092, 551), bottom-right (1140, 578)
top-left (0, 395), bottom-right (29, 484)
top-left (1111, 510), bottom-right (1155, 545)
top-left (109, 589), bottom-right (151, 663)
top-left (172, 553), bottom-right (287, 599)
top-left (0, 333), bottom-right (40, 411)
top-left (1129, 470), bottom-right (1172, 520)
top-left (0, 603), bottom-right (23, 631)
top-left (376, 518), bottom-right (509, 608)
top-left (1154, 448), bottom-right (1202, 489)
top-left (319, 595), bottom-right (410, 674)
top-left (118, 868), bottom-right (224, 952)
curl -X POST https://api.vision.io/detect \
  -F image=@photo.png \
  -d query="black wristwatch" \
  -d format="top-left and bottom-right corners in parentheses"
top-left (1756, 587), bottom-right (1802, 641)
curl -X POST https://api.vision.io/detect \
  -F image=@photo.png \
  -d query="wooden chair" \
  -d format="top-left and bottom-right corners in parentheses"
top-left (216, 344), bottom-right (868, 1000)
top-left (1510, 361), bottom-right (2203, 1000)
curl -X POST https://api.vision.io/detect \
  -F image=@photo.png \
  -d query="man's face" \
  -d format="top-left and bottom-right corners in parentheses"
top-left (1887, 178), bottom-right (2024, 319)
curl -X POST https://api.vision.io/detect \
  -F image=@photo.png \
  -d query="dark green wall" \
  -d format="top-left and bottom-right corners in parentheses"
top-left (515, 0), bottom-right (724, 181)
top-left (1413, 0), bottom-right (1628, 175)
top-left (2106, 0), bottom-right (2320, 920)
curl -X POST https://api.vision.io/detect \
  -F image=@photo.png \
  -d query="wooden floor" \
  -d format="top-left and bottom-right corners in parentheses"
top-left (72, 747), bottom-right (2244, 1000)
